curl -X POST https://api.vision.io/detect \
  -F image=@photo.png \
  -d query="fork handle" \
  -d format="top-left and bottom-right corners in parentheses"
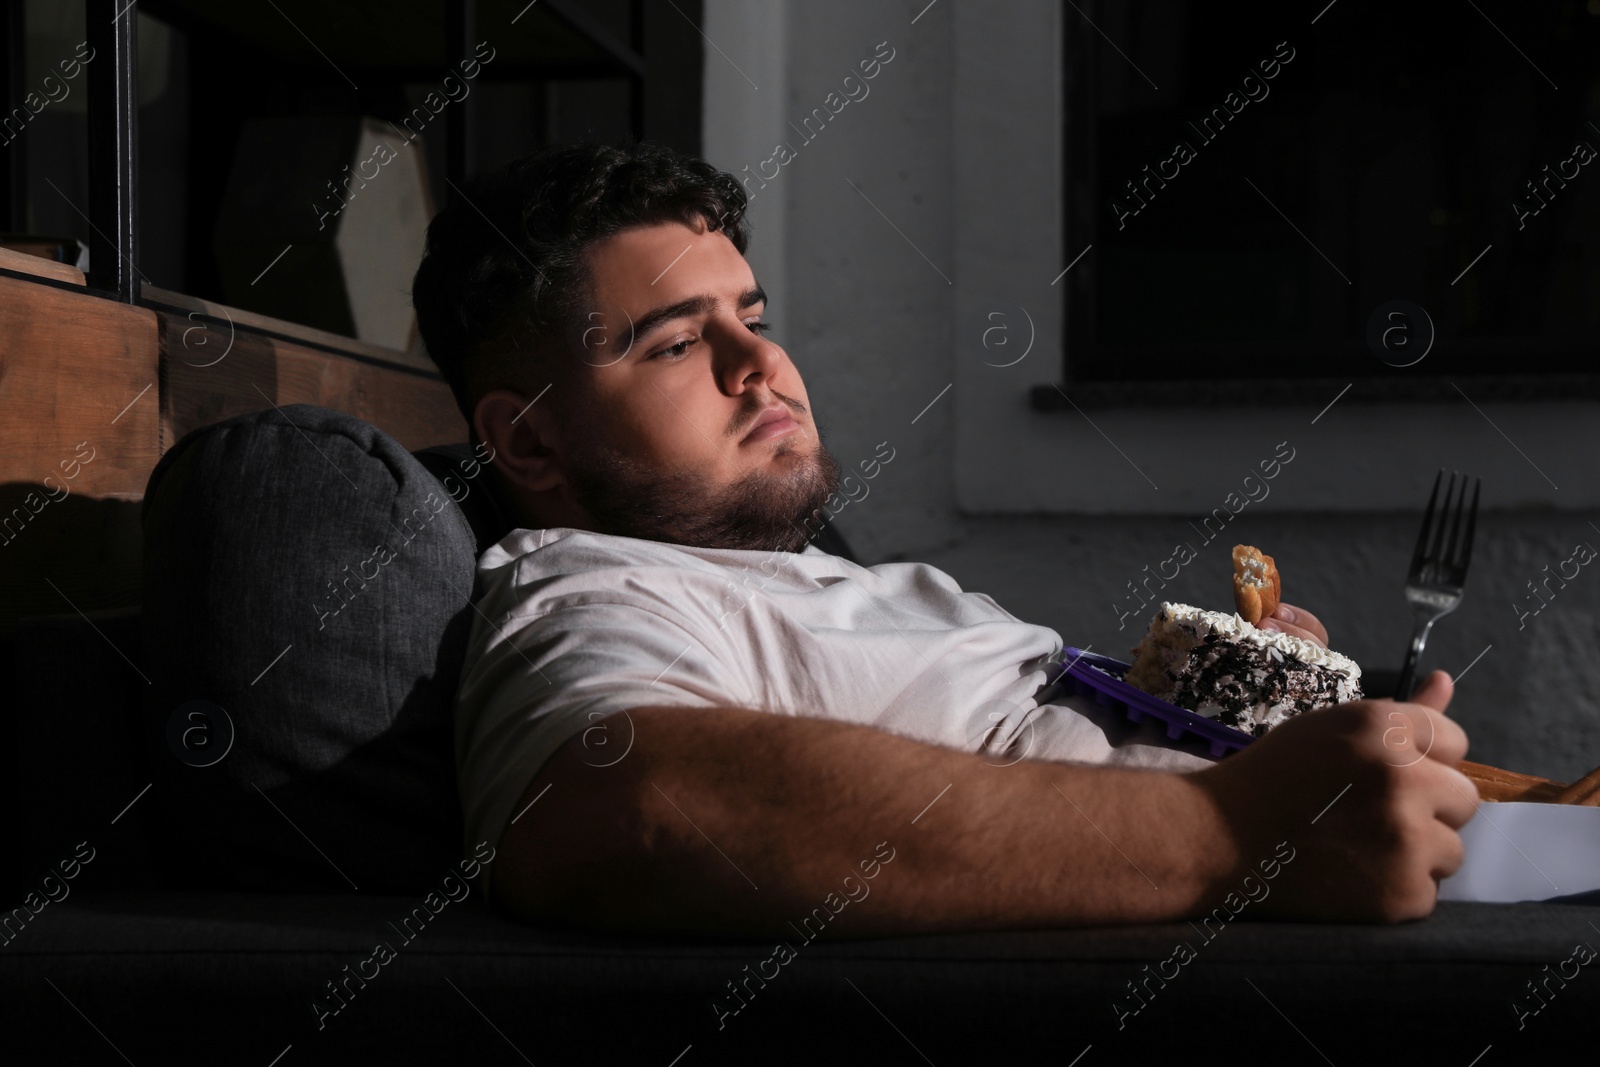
top-left (1394, 615), bottom-right (1437, 701)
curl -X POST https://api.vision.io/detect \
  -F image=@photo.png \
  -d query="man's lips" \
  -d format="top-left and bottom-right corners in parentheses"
top-left (741, 406), bottom-right (801, 443)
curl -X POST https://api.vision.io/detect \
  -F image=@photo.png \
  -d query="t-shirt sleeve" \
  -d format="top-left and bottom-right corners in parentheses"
top-left (454, 598), bottom-right (747, 875)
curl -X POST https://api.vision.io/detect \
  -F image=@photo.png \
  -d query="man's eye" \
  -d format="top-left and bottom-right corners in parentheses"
top-left (650, 339), bottom-right (694, 361)
top-left (747, 320), bottom-right (772, 335)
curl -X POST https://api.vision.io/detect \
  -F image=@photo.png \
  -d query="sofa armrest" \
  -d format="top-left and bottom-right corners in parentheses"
top-left (8, 607), bottom-right (159, 898)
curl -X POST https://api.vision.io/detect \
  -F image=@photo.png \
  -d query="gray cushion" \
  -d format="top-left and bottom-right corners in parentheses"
top-left (140, 405), bottom-right (478, 892)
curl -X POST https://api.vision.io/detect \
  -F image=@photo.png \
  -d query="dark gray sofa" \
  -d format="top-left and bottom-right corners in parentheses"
top-left (3, 404), bottom-right (1596, 1064)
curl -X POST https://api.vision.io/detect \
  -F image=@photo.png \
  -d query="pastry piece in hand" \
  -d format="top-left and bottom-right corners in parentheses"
top-left (1232, 544), bottom-right (1281, 625)
top-left (1125, 602), bottom-right (1362, 737)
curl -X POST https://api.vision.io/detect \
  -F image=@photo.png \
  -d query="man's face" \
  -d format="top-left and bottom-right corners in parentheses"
top-left (552, 218), bottom-right (840, 553)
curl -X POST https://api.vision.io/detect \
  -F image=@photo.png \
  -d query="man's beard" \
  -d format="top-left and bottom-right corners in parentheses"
top-left (562, 421), bottom-right (843, 555)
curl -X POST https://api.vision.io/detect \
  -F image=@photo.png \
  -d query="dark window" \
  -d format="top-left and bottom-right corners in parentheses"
top-left (1050, 0), bottom-right (1600, 404)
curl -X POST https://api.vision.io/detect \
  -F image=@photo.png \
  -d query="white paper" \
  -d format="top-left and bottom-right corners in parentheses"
top-left (1439, 802), bottom-right (1600, 903)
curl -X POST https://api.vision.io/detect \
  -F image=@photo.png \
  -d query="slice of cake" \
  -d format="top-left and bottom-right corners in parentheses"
top-left (1125, 602), bottom-right (1363, 737)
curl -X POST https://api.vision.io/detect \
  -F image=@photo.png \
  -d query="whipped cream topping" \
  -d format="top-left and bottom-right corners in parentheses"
top-left (1156, 602), bottom-right (1362, 681)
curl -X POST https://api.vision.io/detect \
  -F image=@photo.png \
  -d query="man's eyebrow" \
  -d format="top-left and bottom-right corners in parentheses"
top-left (621, 286), bottom-right (768, 351)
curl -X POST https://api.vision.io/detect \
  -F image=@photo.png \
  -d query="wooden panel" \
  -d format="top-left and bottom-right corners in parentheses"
top-left (143, 283), bottom-right (438, 375)
top-left (0, 276), bottom-right (160, 637)
top-left (157, 311), bottom-right (466, 452)
top-left (0, 245), bottom-right (86, 286)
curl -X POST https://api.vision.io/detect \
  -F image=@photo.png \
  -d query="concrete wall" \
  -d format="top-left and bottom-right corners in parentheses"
top-left (702, 0), bottom-right (1600, 780)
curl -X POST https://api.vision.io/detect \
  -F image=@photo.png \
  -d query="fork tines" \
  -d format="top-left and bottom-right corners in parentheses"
top-left (1411, 469), bottom-right (1481, 586)
top-left (1396, 470), bottom-right (1481, 699)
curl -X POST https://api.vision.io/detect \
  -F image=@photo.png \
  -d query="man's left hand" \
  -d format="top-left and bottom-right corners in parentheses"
top-left (1258, 601), bottom-right (1328, 648)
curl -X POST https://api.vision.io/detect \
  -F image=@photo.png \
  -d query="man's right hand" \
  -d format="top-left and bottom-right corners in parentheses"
top-left (1190, 669), bottom-right (1478, 922)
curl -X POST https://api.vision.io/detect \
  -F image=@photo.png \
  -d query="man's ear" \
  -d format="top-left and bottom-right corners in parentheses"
top-left (474, 388), bottom-right (567, 494)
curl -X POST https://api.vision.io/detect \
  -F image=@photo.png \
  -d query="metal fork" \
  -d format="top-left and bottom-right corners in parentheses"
top-left (1395, 470), bottom-right (1481, 700)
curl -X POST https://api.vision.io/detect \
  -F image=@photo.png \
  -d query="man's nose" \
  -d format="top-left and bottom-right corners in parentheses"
top-left (717, 323), bottom-right (780, 393)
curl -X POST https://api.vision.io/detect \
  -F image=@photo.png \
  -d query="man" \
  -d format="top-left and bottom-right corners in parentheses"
top-left (411, 142), bottom-right (1475, 936)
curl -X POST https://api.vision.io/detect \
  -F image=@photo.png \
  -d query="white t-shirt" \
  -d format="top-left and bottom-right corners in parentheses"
top-left (454, 528), bottom-right (1214, 890)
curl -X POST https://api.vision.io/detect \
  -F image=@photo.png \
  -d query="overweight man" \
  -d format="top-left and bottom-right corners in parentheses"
top-left (409, 142), bottom-right (1476, 937)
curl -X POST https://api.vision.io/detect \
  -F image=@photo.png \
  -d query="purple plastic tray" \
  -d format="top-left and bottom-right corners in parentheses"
top-left (1054, 647), bottom-right (1256, 759)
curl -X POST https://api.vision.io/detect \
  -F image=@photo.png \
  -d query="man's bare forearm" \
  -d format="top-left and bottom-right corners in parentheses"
top-left (494, 705), bottom-right (1240, 937)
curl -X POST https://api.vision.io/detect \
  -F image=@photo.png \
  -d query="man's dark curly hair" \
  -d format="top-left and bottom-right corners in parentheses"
top-left (412, 142), bottom-right (751, 431)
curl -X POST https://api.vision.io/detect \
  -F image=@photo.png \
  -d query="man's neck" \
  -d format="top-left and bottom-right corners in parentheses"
top-left (487, 461), bottom-right (593, 534)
